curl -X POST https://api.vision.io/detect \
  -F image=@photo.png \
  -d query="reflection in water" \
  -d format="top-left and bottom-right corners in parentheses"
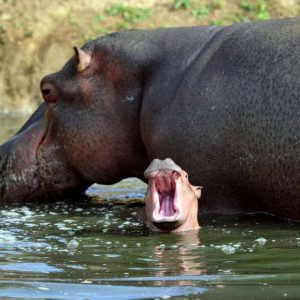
top-left (153, 230), bottom-right (206, 286)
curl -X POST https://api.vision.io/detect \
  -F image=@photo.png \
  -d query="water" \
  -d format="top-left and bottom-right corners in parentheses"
top-left (0, 115), bottom-right (300, 299)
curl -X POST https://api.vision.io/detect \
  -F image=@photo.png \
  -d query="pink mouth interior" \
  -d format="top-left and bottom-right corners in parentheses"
top-left (158, 191), bottom-right (175, 216)
top-left (154, 171), bottom-right (179, 218)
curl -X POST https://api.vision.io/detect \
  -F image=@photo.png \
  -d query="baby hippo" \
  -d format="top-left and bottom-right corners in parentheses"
top-left (143, 158), bottom-right (202, 232)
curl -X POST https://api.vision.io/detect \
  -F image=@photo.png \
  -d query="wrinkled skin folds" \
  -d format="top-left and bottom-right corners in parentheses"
top-left (144, 158), bottom-right (201, 232)
top-left (2, 19), bottom-right (300, 220)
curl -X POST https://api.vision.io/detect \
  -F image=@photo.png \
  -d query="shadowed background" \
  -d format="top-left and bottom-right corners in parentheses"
top-left (0, 0), bottom-right (298, 114)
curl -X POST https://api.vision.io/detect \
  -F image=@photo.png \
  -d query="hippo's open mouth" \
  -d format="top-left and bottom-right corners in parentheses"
top-left (151, 171), bottom-right (181, 223)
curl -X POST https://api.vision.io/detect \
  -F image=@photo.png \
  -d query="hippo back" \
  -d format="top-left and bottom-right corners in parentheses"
top-left (140, 19), bottom-right (300, 218)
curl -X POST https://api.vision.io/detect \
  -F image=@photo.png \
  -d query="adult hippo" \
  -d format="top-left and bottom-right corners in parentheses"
top-left (1, 18), bottom-right (300, 219)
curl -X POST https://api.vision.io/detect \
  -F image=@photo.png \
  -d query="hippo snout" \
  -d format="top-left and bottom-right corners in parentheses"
top-left (0, 123), bottom-right (42, 202)
top-left (0, 104), bottom-right (82, 203)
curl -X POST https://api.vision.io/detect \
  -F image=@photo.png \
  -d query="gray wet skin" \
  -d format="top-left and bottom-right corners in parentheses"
top-left (2, 18), bottom-right (300, 219)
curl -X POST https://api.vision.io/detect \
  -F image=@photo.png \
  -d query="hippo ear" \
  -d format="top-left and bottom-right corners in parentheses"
top-left (73, 46), bottom-right (91, 72)
top-left (192, 186), bottom-right (202, 199)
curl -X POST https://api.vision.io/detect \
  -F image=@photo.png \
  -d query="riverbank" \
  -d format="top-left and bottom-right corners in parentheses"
top-left (0, 0), bottom-right (298, 113)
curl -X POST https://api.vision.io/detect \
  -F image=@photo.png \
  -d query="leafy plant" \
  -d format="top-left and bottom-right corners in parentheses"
top-left (105, 3), bottom-right (124, 16)
top-left (117, 21), bottom-right (132, 30)
top-left (239, 0), bottom-right (270, 21)
top-left (105, 4), bottom-right (152, 23)
top-left (174, 0), bottom-right (191, 10)
top-left (240, 1), bottom-right (254, 11)
top-left (256, 2), bottom-right (270, 20)
top-left (211, 19), bottom-right (225, 26)
top-left (94, 14), bottom-right (106, 22)
top-left (191, 4), bottom-right (213, 18)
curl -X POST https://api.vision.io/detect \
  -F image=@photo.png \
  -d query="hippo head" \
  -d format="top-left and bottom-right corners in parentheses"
top-left (144, 158), bottom-right (201, 232)
top-left (0, 37), bottom-right (148, 203)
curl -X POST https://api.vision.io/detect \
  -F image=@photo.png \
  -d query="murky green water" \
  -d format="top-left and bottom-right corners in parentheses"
top-left (1, 115), bottom-right (300, 299)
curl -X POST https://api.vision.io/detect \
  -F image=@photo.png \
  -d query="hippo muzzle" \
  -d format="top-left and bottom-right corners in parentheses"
top-left (0, 115), bottom-right (44, 202)
top-left (0, 105), bottom-right (88, 203)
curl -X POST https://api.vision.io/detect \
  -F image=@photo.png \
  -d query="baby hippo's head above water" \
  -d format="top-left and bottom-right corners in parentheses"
top-left (144, 158), bottom-right (201, 233)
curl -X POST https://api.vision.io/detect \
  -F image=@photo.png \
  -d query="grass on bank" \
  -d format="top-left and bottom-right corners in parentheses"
top-left (88, 0), bottom-right (272, 38)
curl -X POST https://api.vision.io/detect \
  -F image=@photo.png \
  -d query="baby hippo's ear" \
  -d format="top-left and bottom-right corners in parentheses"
top-left (192, 186), bottom-right (202, 199)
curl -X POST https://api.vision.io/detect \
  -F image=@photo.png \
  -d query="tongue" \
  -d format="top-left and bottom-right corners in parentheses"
top-left (160, 192), bottom-right (174, 216)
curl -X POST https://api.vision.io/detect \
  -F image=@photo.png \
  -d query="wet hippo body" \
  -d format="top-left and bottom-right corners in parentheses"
top-left (1, 18), bottom-right (300, 219)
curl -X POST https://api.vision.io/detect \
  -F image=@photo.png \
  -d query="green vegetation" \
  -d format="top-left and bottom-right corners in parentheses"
top-left (191, 4), bottom-right (213, 18)
top-left (92, 14), bottom-right (109, 36)
top-left (211, 19), bottom-right (225, 26)
top-left (240, 0), bottom-right (270, 21)
top-left (94, 14), bottom-right (107, 22)
top-left (172, 0), bottom-right (271, 24)
top-left (105, 3), bottom-right (152, 29)
top-left (174, 0), bottom-right (192, 10)
top-left (89, 0), bottom-right (273, 34)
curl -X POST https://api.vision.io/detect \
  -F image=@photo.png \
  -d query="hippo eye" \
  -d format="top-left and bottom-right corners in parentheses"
top-left (185, 174), bottom-right (188, 178)
top-left (40, 80), bottom-right (58, 104)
